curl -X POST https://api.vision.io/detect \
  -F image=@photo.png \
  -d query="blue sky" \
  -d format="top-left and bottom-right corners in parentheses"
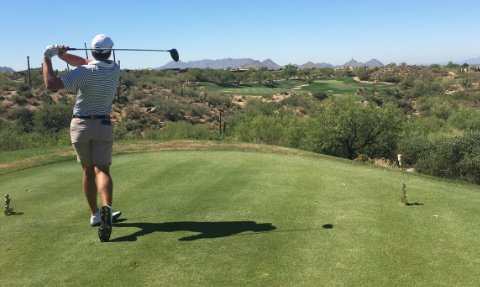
top-left (2, 0), bottom-right (480, 71)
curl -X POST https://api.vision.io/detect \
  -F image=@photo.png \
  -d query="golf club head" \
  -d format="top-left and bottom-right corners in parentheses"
top-left (169, 49), bottom-right (179, 62)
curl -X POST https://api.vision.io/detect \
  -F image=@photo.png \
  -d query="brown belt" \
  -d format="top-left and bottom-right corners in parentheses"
top-left (72, 115), bottom-right (110, 119)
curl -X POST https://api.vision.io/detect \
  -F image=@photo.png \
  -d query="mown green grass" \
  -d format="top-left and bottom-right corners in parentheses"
top-left (1, 147), bottom-right (480, 286)
top-left (299, 77), bottom-right (397, 95)
top-left (202, 79), bottom-right (305, 96)
top-left (0, 145), bottom-right (73, 165)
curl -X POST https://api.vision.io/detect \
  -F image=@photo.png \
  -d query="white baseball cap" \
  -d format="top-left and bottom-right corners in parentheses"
top-left (91, 34), bottom-right (114, 54)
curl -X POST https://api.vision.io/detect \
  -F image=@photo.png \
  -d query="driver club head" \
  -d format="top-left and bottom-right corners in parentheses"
top-left (169, 49), bottom-right (179, 62)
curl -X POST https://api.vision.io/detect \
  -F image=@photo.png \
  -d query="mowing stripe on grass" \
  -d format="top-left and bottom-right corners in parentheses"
top-left (1, 150), bottom-right (480, 286)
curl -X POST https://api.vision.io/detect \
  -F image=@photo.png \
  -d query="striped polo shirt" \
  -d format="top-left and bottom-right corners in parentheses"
top-left (61, 60), bottom-right (120, 116)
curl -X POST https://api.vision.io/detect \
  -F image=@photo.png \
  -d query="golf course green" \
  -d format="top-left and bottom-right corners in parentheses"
top-left (1, 142), bottom-right (479, 286)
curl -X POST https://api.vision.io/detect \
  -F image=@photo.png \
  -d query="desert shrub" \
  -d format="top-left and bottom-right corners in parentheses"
top-left (381, 74), bottom-right (401, 83)
top-left (0, 127), bottom-right (70, 151)
top-left (229, 112), bottom-right (309, 147)
top-left (206, 94), bottom-right (232, 107)
top-left (10, 94), bottom-right (28, 105)
top-left (416, 96), bottom-right (458, 120)
top-left (397, 135), bottom-right (433, 165)
top-left (34, 102), bottom-right (72, 133)
top-left (402, 116), bottom-right (450, 138)
top-left (12, 107), bottom-right (35, 132)
top-left (450, 91), bottom-right (469, 100)
top-left (124, 106), bottom-right (142, 120)
top-left (30, 72), bottom-right (44, 88)
top-left (244, 101), bottom-right (281, 117)
top-left (16, 83), bottom-right (30, 93)
top-left (121, 77), bottom-right (135, 88)
top-left (416, 131), bottom-right (480, 184)
top-left (447, 107), bottom-right (480, 131)
top-left (139, 100), bottom-right (154, 108)
top-left (312, 91), bottom-right (328, 101)
top-left (190, 104), bottom-right (211, 118)
top-left (281, 95), bottom-right (307, 106)
top-left (118, 95), bottom-right (129, 104)
top-left (40, 92), bottom-right (55, 104)
top-left (153, 98), bottom-right (186, 122)
top-left (113, 125), bottom-right (127, 141)
top-left (145, 121), bottom-right (215, 140)
top-left (241, 115), bottom-right (285, 145)
top-left (20, 89), bottom-right (34, 99)
top-left (129, 89), bottom-right (146, 100)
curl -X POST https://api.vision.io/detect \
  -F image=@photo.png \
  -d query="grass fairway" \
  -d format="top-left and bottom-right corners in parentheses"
top-left (299, 78), bottom-right (397, 96)
top-left (202, 80), bottom-right (304, 96)
top-left (1, 146), bottom-right (480, 286)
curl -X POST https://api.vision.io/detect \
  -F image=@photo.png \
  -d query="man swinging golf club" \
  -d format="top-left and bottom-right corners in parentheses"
top-left (43, 34), bottom-right (122, 242)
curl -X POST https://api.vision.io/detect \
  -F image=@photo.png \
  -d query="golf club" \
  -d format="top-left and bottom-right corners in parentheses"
top-left (67, 47), bottom-right (180, 62)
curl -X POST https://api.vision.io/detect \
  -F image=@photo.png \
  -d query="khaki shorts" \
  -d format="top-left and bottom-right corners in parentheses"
top-left (70, 118), bottom-right (113, 166)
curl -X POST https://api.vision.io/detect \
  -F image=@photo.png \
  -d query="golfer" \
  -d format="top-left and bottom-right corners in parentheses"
top-left (43, 34), bottom-right (121, 242)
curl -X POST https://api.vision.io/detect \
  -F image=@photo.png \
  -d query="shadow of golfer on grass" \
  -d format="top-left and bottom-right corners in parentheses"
top-left (112, 221), bottom-right (276, 242)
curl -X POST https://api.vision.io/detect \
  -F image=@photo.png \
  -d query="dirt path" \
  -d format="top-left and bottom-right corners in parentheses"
top-left (353, 76), bottom-right (393, 85)
top-left (291, 84), bottom-right (309, 90)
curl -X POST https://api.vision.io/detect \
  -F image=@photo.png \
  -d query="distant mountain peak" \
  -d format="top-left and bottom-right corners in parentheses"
top-left (157, 58), bottom-right (282, 70)
top-left (0, 66), bottom-right (15, 72)
top-left (343, 58), bottom-right (384, 67)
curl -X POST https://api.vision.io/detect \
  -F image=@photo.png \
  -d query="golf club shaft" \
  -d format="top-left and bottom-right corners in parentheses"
top-left (66, 47), bottom-right (179, 62)
top-left (68, 48), bottom-right (171, 52)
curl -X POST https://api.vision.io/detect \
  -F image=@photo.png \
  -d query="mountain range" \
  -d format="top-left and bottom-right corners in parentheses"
top-left (0, 66), bottom-right (15, 72)
top-left (157, 58), bottom-right (385, 70)
top-left (2, 56), bottom-right (479, 72)
top-left (461, 56), bottom-right (480, 65)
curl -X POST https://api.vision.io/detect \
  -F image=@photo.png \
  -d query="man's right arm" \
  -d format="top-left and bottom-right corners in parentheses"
top-left (58, 45), bottom-right (92, 66)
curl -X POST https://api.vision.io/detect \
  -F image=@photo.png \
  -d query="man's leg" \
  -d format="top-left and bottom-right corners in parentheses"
top-left (94, 164), bottom-right (113, 207)
top-left (95, 163), bottom-right (113, 242)
top-left (83, 165), bottom-right (99, 215)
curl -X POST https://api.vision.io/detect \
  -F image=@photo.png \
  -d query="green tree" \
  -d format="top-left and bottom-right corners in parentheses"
top-left (310, 98), bottom-right (405, 160)
top-left (354, 66), bottom-right (369, 81)
top-left (255, 67), bottom-right (268, 84)
top-left (319, 67), bottom-right (335, 77)
top-left (446, 61), bottom-right (460, 69)
top-left (283, 64), bottom-right (298, 79)
top-left (299, 68), bottom-right (312, 78)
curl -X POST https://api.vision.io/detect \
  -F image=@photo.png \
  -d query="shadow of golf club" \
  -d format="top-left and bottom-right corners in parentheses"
top-left (111, 221), bottom-right (276, 242)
